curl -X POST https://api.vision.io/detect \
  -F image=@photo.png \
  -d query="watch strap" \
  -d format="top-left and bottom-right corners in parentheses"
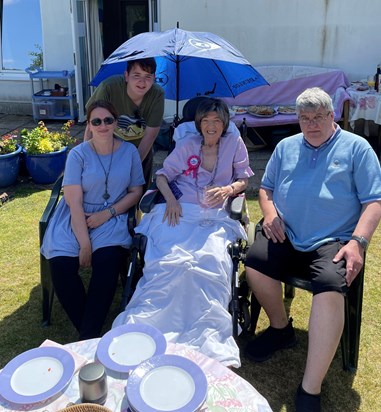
top-left (108, 206), bottom-right (116, 217)
top-left (351, 235), bottom-right (368, 251)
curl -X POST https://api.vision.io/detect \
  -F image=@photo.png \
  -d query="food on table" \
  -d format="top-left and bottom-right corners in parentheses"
top-left (278, 105), bottom-right (296, 114)
top-left (230, 105), bottom-right (248, 114)
top-left (247, 105), bottom-right (277, 116)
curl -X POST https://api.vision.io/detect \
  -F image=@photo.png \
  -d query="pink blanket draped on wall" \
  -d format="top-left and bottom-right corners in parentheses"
top-left (222, 69), bottom-right (351, 128)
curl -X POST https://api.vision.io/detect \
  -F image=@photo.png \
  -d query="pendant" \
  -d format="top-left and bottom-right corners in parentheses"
top-left (103, 192), bottom-right (110, 200)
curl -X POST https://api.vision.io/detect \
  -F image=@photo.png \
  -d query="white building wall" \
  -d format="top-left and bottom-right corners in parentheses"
top-left (159, 0), bottom-right (380, 81)
top-left (1, 0), bottom-right (380, 115)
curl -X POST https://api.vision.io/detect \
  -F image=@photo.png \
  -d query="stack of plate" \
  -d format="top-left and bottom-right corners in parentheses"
top-left (126, 354), bottom-right (208, 412)
top-left (96, 324), bottom-right (208, 411)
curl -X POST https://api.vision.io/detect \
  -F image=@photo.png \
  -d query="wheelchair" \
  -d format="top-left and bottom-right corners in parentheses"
top-left (119, 182), bottom-right (255, 338)
top-left (119, 95), bottom-right (256, 338)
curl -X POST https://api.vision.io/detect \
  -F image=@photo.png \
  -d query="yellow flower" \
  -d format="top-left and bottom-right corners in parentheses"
top-left (21, 121), bottom-right (75, 154)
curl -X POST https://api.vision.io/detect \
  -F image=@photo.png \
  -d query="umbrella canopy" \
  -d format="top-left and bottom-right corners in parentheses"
top-left (91, 28), bottom-right (268, 116)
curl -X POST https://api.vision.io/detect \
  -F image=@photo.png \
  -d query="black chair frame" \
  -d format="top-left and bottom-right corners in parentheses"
top-left (39, 175), bottom-right (137, 326)
top-left (249, 219), bottom-right (364, 372)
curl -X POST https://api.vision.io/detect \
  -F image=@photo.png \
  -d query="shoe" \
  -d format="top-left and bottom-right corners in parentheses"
top-left (245, 317), bottom-right (297, 362)
top-left (295, 384), bottom-right (321, 412)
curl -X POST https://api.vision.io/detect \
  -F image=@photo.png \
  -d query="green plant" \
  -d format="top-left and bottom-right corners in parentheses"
top-left (21, 121), bottom-right (75, 155)
top-left (0, 132), bottom-right (18, 155)
top-left (28, 44), bottom-right (43, 70)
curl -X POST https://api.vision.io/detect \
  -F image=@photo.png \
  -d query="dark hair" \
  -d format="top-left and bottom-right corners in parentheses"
top-left (194, 98), bottom-right (230, 135)
top-left (86, 100), bottom-right (119, 122)
top-left (126, 58), bottom-right (157, 74)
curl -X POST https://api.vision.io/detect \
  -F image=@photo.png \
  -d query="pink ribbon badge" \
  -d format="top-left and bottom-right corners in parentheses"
top-left (183, 155), bottom-right (201, 178)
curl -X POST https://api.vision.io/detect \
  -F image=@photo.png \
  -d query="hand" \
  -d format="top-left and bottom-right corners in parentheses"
top-left (262, 215), bottom-right (286, 243)
top-left (85, 210), bottom-right (109, 229)
top-left (163, 198), bottom-right (183, 226)
top-left (79, 244), bottom-right (92, 267)
top-left (204, 186), bottom-right (229, 208)
top-left (333, 241), bottom-right (364, 286)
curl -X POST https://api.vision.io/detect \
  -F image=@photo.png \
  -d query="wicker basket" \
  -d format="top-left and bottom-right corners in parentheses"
top-left (58, 404), bottom-right (112, 412)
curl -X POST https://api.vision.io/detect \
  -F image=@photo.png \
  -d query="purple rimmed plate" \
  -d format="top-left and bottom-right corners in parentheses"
top-left (0, 346), bottom-right (75, 404)
top-left (126, 354), bottom-right (208, 412)
top-left (96, 324), bottom-right (167, 373)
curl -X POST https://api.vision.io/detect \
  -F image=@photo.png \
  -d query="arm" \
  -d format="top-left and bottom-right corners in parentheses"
top-left (138, 126), bottom-right (161, 161)
top-left (258, 187), bottom-right (286, 243)
top-left (205, 178), bottom-right (249, 208)
top-left (333, 200), bottom-right (381, 286)
top-left (85, 185), bottom-right (143, 228)
top-left (64, 185), bottom-right (92, 267)
top-left (156, 174), bottom-right (183, 226)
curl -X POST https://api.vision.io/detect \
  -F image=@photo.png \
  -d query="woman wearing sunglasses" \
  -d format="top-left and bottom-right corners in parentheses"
top-left (41, 100), bottom-right (145, 340)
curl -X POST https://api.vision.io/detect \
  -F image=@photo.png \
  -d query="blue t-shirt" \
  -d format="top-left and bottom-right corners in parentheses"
top-left (41, 140), bottom-right (145, 259)
top-left (262, 126), bottom-right (381, 251)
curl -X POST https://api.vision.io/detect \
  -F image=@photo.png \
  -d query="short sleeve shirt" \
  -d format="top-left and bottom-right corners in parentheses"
top-left (86, 76), bottom-right (165, 146)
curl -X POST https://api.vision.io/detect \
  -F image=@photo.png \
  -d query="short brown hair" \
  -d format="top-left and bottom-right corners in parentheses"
top-left (195, 98), bottom-right (230, 135)
top-left (126, 58), bottom-right (157, 74)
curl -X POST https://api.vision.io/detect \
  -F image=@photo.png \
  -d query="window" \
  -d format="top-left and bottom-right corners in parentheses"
top-left (1, 0), bottom-right (42, 71)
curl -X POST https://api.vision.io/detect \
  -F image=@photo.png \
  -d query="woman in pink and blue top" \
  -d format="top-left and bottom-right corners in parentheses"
top-left (114, 98), bottom-right (253, 368)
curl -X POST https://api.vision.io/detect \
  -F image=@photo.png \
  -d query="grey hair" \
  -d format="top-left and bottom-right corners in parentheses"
top-left (295, 87), bottom-right (334, 115)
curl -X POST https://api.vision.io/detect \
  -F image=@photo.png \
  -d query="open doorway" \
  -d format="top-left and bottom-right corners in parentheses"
top-left (102, 0), bottom-right (150, 59)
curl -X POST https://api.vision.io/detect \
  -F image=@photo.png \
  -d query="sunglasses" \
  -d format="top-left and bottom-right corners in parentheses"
top-left (90, 117), bottom-right (115, 126)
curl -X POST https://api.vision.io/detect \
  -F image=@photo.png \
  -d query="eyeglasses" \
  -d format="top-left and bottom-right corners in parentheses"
top-left (298, 112), bottom-right (331, 125)
top-left (90, 117), bottom-right (115, 126)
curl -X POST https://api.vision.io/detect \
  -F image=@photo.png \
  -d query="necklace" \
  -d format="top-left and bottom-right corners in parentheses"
top-left (195, 139), bottom-right (220, 189)
top-left (91, 139), bottom-right (115, 206)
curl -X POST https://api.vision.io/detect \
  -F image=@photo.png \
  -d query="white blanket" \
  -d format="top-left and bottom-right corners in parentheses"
top-left (113, 203), bottom-right (247, 368)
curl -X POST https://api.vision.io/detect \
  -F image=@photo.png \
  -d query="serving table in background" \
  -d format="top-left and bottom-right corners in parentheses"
top-left (347, 86), bottom-right (381, 158)
top-left (0, 339), bottom-right (272, 412)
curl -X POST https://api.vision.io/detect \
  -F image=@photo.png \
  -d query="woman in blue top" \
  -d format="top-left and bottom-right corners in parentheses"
top-left (41, 100), bottom-right (145, 339)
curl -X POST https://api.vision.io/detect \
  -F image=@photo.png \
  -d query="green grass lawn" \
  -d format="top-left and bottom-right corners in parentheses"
top-left (0, 180), bottom-right (380, 411)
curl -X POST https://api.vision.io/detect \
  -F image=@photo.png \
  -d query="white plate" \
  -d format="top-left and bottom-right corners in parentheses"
top-left (230, 105), bottom-right (248, 115)
top-left (96, 324), bottom-right (167, 373)
top-left (0, 347), bottom-right (75, 404)
top-left (277, 105), bottom-right (296, 115)
top-left (126, 354), bottom-right (208, 412)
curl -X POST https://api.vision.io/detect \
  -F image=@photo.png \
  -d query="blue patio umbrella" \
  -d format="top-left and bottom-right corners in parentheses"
top-left (91, 28), bottom-right (268, 117)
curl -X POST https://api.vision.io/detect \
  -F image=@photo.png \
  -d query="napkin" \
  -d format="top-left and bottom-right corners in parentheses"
top-left (40, 339), bottom-right (88, 372)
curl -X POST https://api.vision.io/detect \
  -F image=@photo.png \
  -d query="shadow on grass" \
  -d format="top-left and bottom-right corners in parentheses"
top-left (235, 308), bottom-right (361, 412)
top-left (0, 280), bottom-right (124, 370)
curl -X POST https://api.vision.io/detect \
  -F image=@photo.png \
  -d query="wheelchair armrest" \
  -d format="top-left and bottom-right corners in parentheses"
top-left (227, 194), bottom-right (245, 221)
top-left (39, 175), bottom-right (64, 245)
top-left (139, 181), bottom-right (159, 214)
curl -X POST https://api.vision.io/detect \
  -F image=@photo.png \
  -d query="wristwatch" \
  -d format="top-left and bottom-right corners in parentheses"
top-left (108, 206), bottom-right (116, 217)
top-left (351, 235), bottom-right (368, 251)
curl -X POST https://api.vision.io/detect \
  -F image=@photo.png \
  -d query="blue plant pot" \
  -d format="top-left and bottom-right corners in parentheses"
top-left (24, 147), bottom-right (68, 184)
top-left (0, 144), bottom-right (22, 187)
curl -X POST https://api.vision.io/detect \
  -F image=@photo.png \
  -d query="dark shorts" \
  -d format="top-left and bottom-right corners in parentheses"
top-left (245, 227), bottom-right (349, 295)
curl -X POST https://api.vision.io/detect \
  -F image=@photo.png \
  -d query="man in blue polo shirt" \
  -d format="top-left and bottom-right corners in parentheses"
top-left (245, 87), bottom-right (381, 412)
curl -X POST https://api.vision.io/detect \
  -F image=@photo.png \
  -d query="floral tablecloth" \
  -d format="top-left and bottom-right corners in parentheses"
top-left (347, 87), bottom-right (381, 133)
top-left (0, 339), bottom-right (272, 412)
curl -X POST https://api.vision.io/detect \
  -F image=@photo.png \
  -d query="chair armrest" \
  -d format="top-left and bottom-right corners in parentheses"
top-left (39, 175), bottom-right (64, 245)
top-left (128, 205), bottom-right (137, 237)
